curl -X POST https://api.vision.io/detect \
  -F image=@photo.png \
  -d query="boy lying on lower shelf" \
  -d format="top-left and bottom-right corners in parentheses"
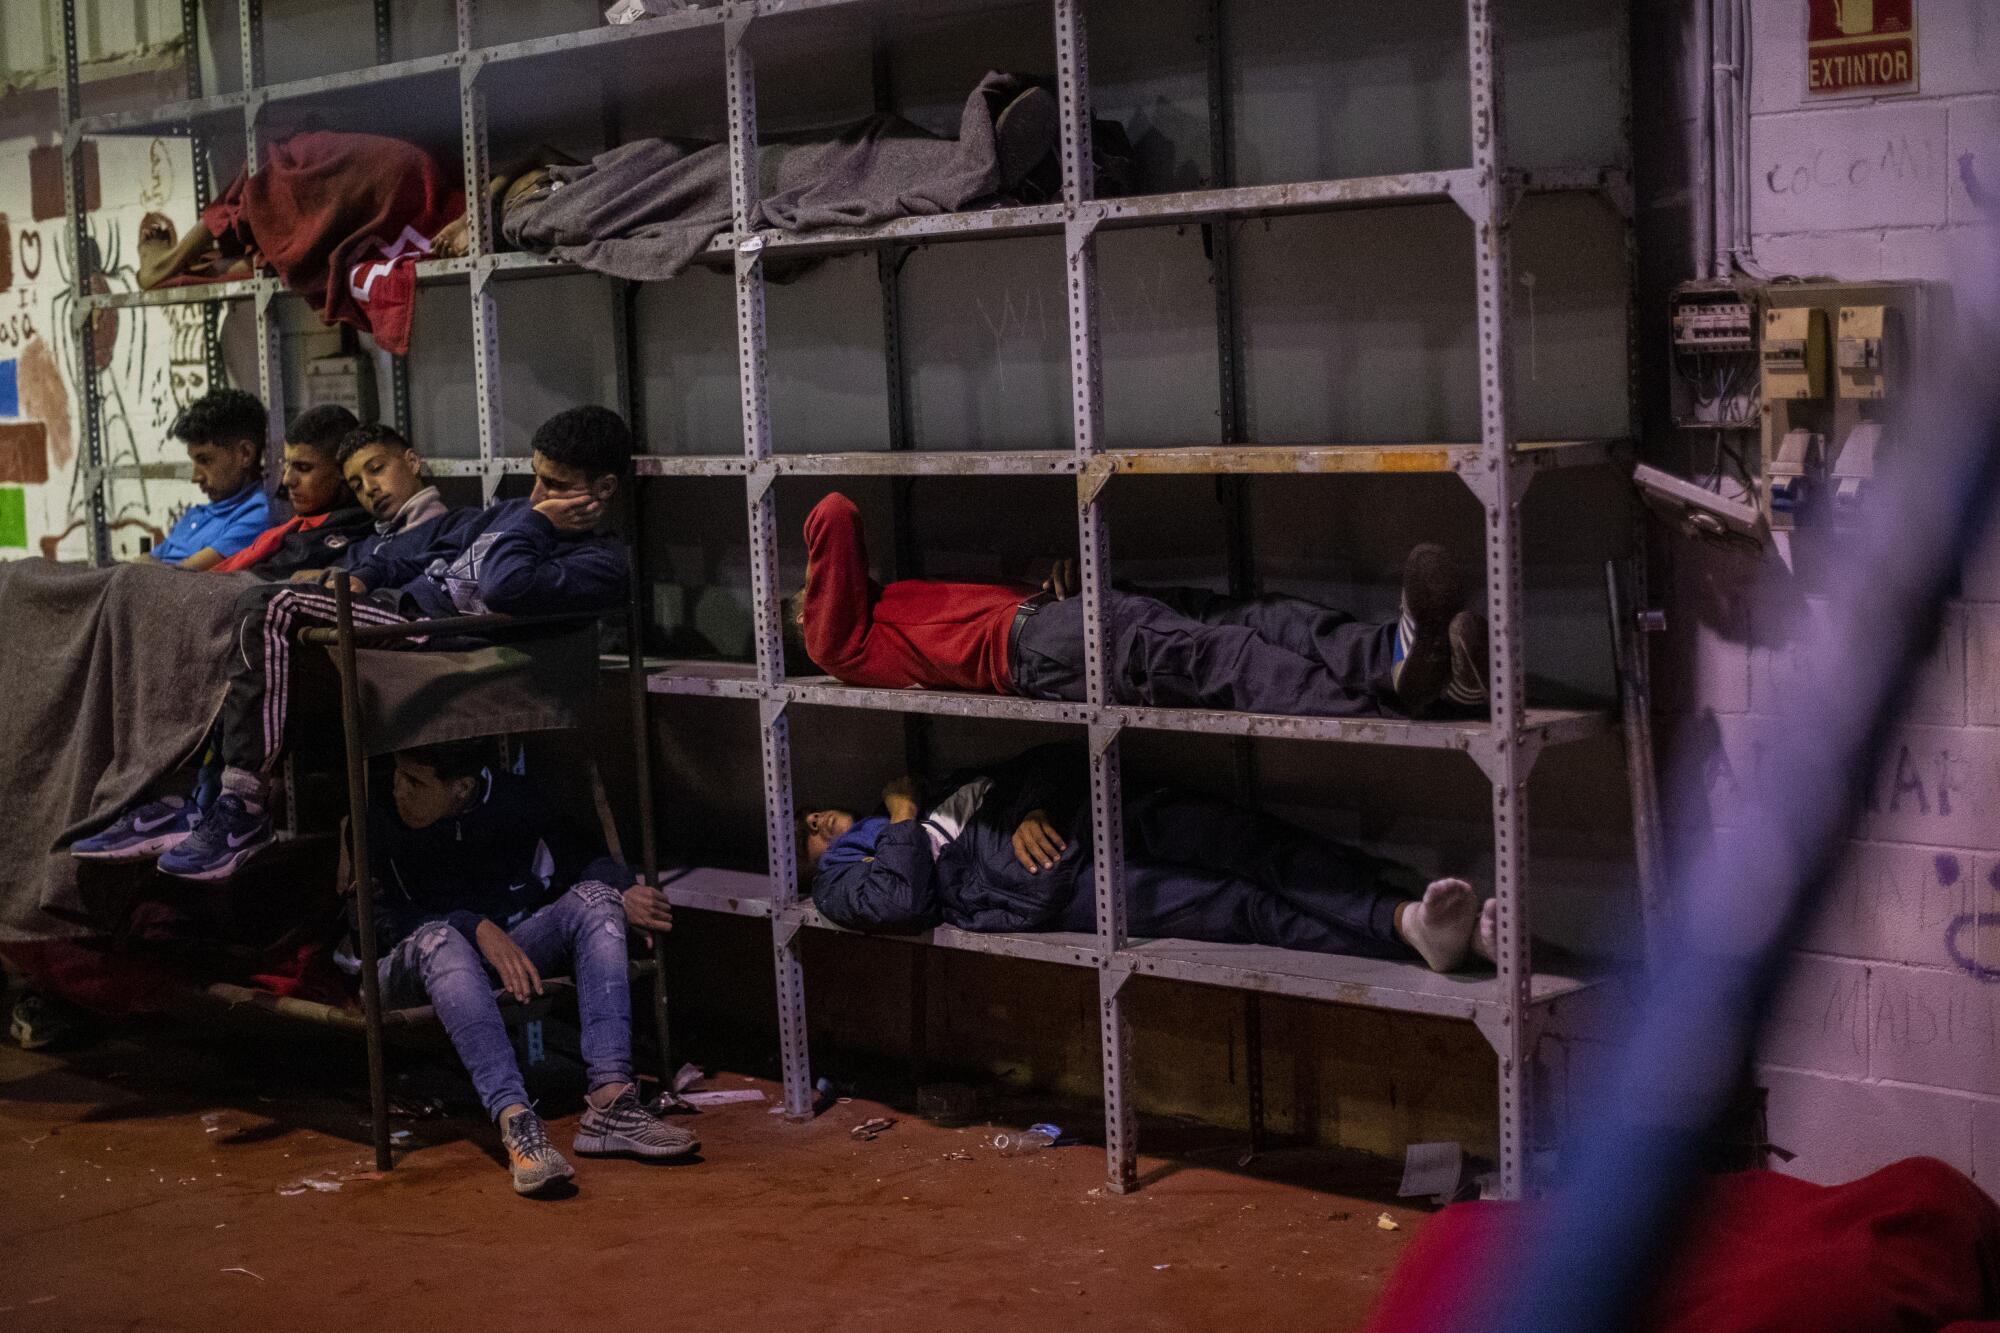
top-left (355, 738), bottom-right (689, 1197)
top-left (802, 742), bottom-right (1500, 973)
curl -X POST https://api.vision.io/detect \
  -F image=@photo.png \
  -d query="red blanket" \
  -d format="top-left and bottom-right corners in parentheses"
top-left (1366, 1158), bottom-right (2000, 1333)
top-left (202, 131), bottom-right (463, 355)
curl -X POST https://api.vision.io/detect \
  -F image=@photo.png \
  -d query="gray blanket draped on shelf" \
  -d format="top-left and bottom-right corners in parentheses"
top-left (0, 560), bottom-right (255, 941)
top-left (502, 70), bottom-right (1031, 282)
top-left (0, 560), bottom-right (596, 943)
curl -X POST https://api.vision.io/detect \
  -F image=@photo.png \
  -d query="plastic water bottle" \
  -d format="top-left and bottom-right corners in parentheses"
top-left (993, 1123), bottom-right (1061, 1156)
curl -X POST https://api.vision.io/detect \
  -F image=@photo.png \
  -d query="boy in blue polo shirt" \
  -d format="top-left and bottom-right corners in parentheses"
top-left (146, 389), bottom-right (272, 570)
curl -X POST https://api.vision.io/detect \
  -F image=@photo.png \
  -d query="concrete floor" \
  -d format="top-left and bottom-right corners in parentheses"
top-left (0, 1021), bottom-right (1423, 1331)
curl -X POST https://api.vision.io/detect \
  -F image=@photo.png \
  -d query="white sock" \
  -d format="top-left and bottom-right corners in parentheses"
top-left (219, 766), bottom-right (267, 813)
top-left (1398, 879), bottom-right (1478, 973)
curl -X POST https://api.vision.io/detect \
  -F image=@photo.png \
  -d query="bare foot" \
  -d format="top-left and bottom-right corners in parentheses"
top-left (1398, 877), bottom-right (1478, 973)
top-left (1473, 897), bottom-right (1497, 964)
top-left (136, 212), bottom-right (178, 289)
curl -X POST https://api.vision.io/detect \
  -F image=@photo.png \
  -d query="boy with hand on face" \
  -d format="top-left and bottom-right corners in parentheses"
top-left (144, 390), bottom-right (273, 570)
top-left (362, 739), bottom-right (687, 1196)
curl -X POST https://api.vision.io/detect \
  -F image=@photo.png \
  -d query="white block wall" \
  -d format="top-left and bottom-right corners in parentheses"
top-left (1656, 0), bottom-right (2000, 1191)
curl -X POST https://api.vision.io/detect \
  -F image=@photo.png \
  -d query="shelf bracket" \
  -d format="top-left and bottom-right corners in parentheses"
top-left (460, 48), bottom-right (491, 89)
top-left (746, 459), bottom-right (777, 505)
top-left (1078, 454), bottom-right (1116, 506)
top-left (1089, 720), bottom-right (1122, 759)
top-left (244, 89), bottom-right (269, 127)
top-left (1465, 728), bottom-right (1545, 787)
top-left (1453, 455), bottom-right (1534, 512)
top-left (1472, 1003), bottom-right (1547, 1055)
top-left (772, 915), bottom-right (803, 950)
top-left (723, 4), bottom-right (754, 53)
top-left (469, 258), bottom-right (495, 299)
top-left (62, 121), bottom-right (83, 160)
top-left (1101, 957), bottom-right (1136, 999)
top-left (1064, 214), bottom-right (1100, 261)
top-left (758, 698), bottom-right (789, 729)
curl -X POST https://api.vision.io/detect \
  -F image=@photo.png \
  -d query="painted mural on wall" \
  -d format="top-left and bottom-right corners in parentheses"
top-left (0, 133), bottom-right (208, 561)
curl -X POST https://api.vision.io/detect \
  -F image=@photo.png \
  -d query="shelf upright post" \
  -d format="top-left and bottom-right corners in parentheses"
top-left (376, 0), bottom-right (410, 425)
top-left (241, 0), bottom-right (284, 478)
top-left (1461, 0), bottom-right (1534, 1199)
top-left (1203, 0), bottom-right (1265, 1157)
top-left (1055, 0), bottom-right (1137, 1195)
top-left (725, 4), bottom-right (814, 1122)
top-left (870, 35), bottom-right (935, 1086)
top-left (182, 0), bottom-right (224, 392)
top-left (457, 0), bottom-right (502, 504)
top-left (57, 0), bottom-right (110, 566)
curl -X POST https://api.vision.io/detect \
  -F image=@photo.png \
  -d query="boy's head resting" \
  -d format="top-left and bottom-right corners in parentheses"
top-left (279, 405), bottom-right (360, 516)
top-left (392, 738), bottom-right (502, 830)
top-left (169, 389), bottom-right (267, 502)
top-left (338, 423), bottom-right (426, 522)
top-left (527, 406), bottom-right (634, 533)
top-left (799, 808), bottom-right (857, 873)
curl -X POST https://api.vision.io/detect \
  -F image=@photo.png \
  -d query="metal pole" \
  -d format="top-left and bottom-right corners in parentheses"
top-left (58, 0), bottom-right (109, 566)
top-left (725, 5), bottom-right (813, 1122)
top-left (336, 577), bottom-right (394, 1173)
top-left (458, 0), bottom-right (501, 505)
top-left (179, 0), bottom-right (224, 392)
top-left (1464, 0), bottom-right (1533, 1200)
top-left (1607, 559), bottom-right (1666, 970)
top-left (1055, 0), bottom-right (1136, 1195)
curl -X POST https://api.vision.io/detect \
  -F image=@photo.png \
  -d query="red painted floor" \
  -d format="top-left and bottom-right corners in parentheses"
top-left (0, 1022), bottom-right (1420, 1331)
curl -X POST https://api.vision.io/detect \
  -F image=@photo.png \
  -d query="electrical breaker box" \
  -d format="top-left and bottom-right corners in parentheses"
top-left (1761, 307), bottom-right (1826, 401)
top-left (1837, 305), bottom-right (1889, 399)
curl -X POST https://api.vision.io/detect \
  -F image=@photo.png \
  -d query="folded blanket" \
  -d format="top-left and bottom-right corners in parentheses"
top-left (0, 560), bottom-right (257, 941)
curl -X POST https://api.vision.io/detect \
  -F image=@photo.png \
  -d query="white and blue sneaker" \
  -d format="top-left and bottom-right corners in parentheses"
top-left (71, 797), bottom-right (203, 862)
top-left (155, 793), bottom-right (273, 882)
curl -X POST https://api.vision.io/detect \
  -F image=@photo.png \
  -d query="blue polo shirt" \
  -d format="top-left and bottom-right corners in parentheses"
top-left (151, 484), bottom-right (272, 563)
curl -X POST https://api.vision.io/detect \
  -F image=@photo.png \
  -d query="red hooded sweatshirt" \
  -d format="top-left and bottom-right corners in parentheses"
top-left (802, 492), bottom-right (1035, 694)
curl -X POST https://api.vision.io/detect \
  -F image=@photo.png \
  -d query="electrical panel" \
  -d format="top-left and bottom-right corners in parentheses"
top-left (1836, 305), bottom-right (1890, 399)
top-left (1760, 307), bottom-right (1827, 402)
top-left (1672, 297), bottom-right (1754, 353)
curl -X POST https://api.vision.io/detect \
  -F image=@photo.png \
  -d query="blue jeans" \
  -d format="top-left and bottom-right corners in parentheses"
top-left (378, 885), bottom-right (633, 1121)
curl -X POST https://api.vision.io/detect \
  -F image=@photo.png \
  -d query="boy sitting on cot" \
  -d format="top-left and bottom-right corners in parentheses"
top-left (78, 405), bottom-right (635, 882)
top-left (362, 739), bottom-right (686, 1195)
top-left (144, 389), bottom-right (274, 569)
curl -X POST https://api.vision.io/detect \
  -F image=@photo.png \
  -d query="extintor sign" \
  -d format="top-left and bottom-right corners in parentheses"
top-left (1808, 0), bottom-right (1918, 97)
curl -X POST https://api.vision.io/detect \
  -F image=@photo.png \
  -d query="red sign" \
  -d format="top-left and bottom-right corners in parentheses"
top-left (1808, 0), bottom-right (1918, 96)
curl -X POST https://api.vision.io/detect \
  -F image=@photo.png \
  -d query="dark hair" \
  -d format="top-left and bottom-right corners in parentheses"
top-left (337, 422), bottom-right (413, 466)
top-left (395, 737), bottom-right (500, 783)
top-left (169, 389), bottom-right (267, 454)
top-left (285, 404), bottom-right (360, 454)
top-left (529, 405), bottom-right (635, 479)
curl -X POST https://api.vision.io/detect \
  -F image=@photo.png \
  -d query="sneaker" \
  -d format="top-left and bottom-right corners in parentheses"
top-left (1389, 543), bottom-right (1463, 714)
top-left (1443, 609), bottom-right (1490, 710)
top-left (71, 796), bottom-right (202, 862)
top-left (500, 1108), bottom-right (576, 1196)
top-left (155, 793), bottom-right (272, 881)
top-left (574, 1087), bottom-right (701, 1160)
top-left (9, 991), bottom-right (84, 1051)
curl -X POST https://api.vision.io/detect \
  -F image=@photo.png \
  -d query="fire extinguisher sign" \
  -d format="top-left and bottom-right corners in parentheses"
top-left (1808, 0), bottom-right (1918, 97)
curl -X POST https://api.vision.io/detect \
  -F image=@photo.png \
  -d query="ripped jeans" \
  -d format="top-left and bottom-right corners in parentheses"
top-left (378, 884), bottom-right (633, 1121)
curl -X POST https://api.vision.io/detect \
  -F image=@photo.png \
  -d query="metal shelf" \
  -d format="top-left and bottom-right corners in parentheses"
top-left (60, 0), bottom-right (1639, 1201)
top-left (643, 662), bottom-right (1612, 751)
top-left (654, 866), bottom-right (1602, 1018)
top-left (75, 165), bottom-right (1627, 315)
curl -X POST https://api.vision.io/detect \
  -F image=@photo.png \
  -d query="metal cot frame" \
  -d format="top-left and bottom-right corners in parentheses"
top-left (58, 0), bottom-right (1641, 1199)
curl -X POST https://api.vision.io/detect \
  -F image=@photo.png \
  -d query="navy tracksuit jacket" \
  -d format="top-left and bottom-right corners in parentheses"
top-left (812, 743), bottom-right (1418, 959)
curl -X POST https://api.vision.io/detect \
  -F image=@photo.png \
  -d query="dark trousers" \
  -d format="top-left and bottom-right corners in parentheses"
top-left (1009, 586), bottom-right (1398, 718)
top-left (219, 584), bottom-right (413, 773)
top-left (1058, 790), bottom-right (1416, 959)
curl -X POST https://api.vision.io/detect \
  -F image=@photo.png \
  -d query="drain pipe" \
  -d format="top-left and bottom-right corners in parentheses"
top-left (1692, 0), bottom-right (1716, 281)
top-left (1709, 0), bottom-right (1736, 280)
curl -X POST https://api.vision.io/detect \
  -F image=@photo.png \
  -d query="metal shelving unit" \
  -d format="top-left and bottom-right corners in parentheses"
top-left (61, 0), bottom-right (1639, 1199)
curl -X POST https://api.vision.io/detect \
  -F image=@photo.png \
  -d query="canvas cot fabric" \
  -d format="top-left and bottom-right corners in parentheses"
top-left (199, 131), bottom-right (463, 355)
top-left (501, 71), bottom-right (1038, 282)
